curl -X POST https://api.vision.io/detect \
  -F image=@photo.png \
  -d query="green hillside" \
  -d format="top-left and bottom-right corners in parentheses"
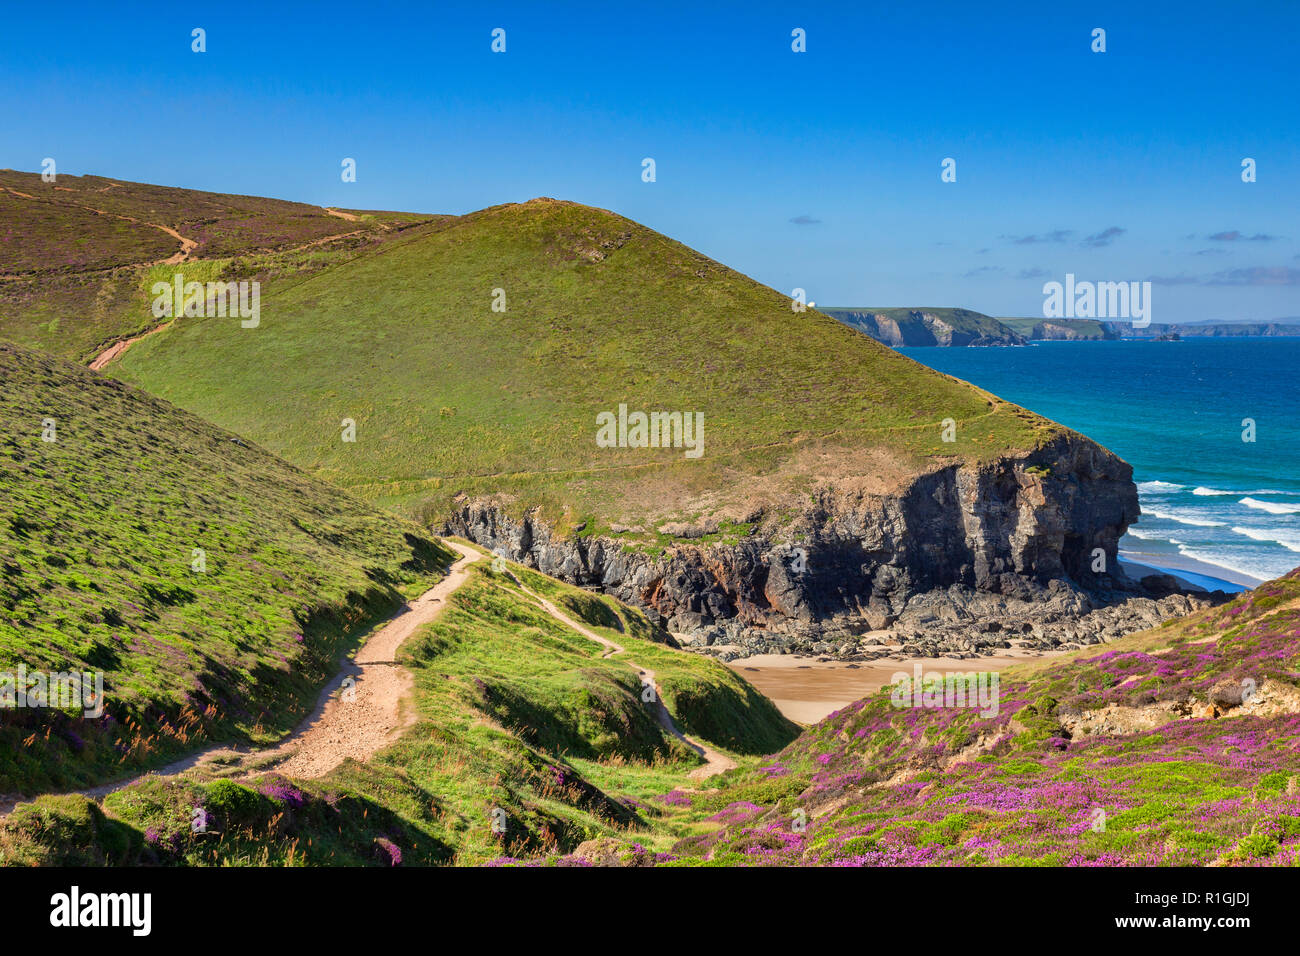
top-left (0, 342), bottom-right (453, 795)
top-left (104, 196), bottom-right (1056, 534)
top-left (0, 170), bottom-right (442, 362)
top-left (1, 550), bottom-right (797, 866)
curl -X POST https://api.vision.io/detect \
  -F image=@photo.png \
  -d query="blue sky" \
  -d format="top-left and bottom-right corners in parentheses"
top-left (2, 0), bottom-right (1297, 321)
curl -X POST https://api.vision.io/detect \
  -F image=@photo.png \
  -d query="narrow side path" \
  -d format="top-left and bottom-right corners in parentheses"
top-left (507, 576), bottom-right (736, 780)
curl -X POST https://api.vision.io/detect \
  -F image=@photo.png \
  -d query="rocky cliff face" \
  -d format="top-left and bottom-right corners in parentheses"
top-left (1031, 321), bottom-right (1119, 341)
top-left (1103, 321), bottom-right (1300, 338)
top-left (444, 432), bottom-right (1141, 647)
top-left (824, 309), bottom-right (1026, 347)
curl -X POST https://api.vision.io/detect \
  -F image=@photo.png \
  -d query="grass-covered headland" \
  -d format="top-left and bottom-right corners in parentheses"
top-left (106, 195), bottom-right (1058, 536)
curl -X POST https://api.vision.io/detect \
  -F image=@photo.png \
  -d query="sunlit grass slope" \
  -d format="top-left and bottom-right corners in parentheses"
top-left (0, 342), bottom-right (453, 795)
top-left (112, 197), bottom-right (1056, 531)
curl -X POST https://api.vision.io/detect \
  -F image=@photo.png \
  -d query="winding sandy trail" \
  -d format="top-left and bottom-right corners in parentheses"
top-left (89, 320), bottom-right (173, 370)
top-left (507, 577), bottom-right (736, 780)
top-left (155, 224), bottom-right (198, 265)
top-left (263, 541), bottom-right (481, 777)
top-left (85, 224), bottom-right (368, 370)
top-left (0, 543), bottom-right (481, 815)
top-left (1, 186), bottom-right (198, 267)
top-left (0, 540), bottom-right (731, 820)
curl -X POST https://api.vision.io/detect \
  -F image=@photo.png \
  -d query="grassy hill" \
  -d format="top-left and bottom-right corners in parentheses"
top-left (94, 194), bottom-right (1058, 536)
top-left (0, 170), bottom-right (443, 362)
top-left (0, 341), bottom-right (453, 795)
top-left (599, 569), bottom-right (1300, 866)
top-left (822, 307), bottom-right (1025, 347)
top-left (0, 549), bottom-right (796, 865)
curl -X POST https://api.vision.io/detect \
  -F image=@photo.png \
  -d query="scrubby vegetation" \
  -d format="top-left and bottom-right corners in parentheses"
top-left (515, 570), bottom-right (1300, 867)
top-left (0, 170), bottom-right (440, 361)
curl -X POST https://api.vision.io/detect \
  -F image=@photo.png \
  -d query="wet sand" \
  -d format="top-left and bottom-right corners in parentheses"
top-left (726, 553), bottom-right (1261, 725)
top-left (727, 649), bottom-right (1049, 725)
top-left (1119, 553), bottom-right (1260, 590)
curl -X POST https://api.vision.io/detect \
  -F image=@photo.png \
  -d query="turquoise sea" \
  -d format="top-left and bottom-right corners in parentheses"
top-left (899, 337), bottom-right (1300, 587)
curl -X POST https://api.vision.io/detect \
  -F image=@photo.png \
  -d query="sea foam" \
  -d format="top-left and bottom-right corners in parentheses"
top-left (1175, 547), bottom-right (1271, 583)
top-left (1137, 481), bottom-right (1185, 494)
top-left (1231, 526), bottom-right (1300, 553)
top-left (1145, 507), bottom-right (1226, 528)
top-left (1240, 497), bottom-right (1300, 515)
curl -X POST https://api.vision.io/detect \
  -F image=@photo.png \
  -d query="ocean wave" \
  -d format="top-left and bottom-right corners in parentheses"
top-left (1137, 481), bottom-right (1185, 494)
top-left (1230, 526), bottom-right (1300, 553)
top-left (1240, 497), bottom-right (1300, 515)
top-left (1175, 547), bottom-right (1273, 583)
top-left (1124, 528), bottom-right (1184, 545)
top-left (1192, 487), bottom-right (1234, 496)
top-left (1144, 507), bottom-right (1226, 528)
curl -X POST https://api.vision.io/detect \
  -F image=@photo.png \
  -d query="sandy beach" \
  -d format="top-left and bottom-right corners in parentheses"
top-left (726, 648), bottom-right (1048, 725)
top-left (728, 552), bottom-right (1264, 725)
top-left (1119, 552), bottom-right (1262, 590)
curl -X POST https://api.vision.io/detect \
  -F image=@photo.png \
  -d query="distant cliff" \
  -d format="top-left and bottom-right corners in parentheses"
top-left (1003, 318), bottom-right (1300, 340)
top-left (823, 308), bottom-right (1026, 347)
top-left (1000, 318), bottom-right (1119, 340)
top-left (833, 310), bottom-right (1300, 346)
top-left (1104, 321), bottom-right (1300, 338)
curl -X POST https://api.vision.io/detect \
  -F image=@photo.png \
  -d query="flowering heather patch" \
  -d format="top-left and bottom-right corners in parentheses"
top-left (679, 710), bottom-right (1300, 866)
top-left (656, 789), bottom-right (692, 807)
top-left (374, 837), bottom-right (402, 866)
top-left (660, 571), bottom-right (1300, 867)
top-left (257, 779), bottom-right (306, 810)
top-left (707, 802), bottom-right (766, 825)
top-left (485, 855), bottom-right (595, 867)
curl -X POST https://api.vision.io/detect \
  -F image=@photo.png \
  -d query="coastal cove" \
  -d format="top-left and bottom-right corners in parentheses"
top-left (900, 337), bottom-right (1300, 587)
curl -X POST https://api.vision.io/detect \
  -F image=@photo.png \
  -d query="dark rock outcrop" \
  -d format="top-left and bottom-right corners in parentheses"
top-left (444, 432), bottom-right (1149, 651)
